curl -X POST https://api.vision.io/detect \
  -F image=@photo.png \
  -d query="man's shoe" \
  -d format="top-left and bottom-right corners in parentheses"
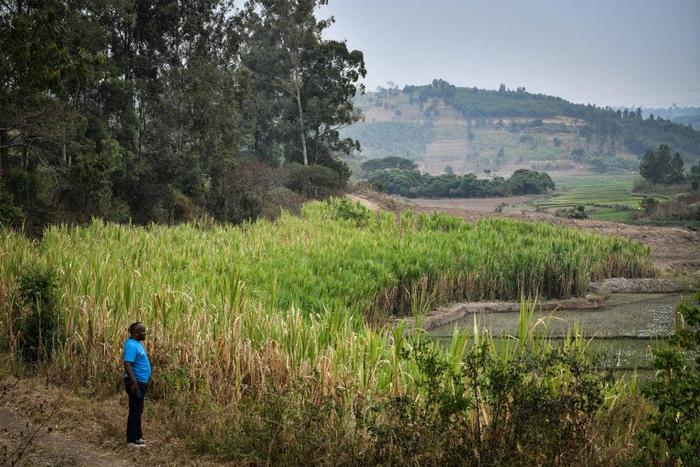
top-left (128, 441), bottom-right (146, 448)
top-left (136, 438), bottom-right (146, 444)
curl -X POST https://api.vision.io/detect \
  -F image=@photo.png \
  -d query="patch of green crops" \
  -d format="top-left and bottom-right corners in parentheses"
top-left (0, 199), bottom-right (652, 322)
top-left (534, 175), bottom-right (666, 211)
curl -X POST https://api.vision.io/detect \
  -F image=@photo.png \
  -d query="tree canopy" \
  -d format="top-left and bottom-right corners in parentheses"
top-left (0, 0), bottom-right (365, 230)
top-left (639, 144), bottom-right (685, 184)
top-left (368, 168), bottom-right (554, 198)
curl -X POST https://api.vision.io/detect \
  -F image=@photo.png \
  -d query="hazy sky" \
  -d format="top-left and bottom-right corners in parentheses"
top-left (318, 0), bottom-right (700, 108)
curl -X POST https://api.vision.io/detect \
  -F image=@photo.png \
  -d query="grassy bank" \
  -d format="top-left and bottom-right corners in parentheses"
top-left (0, 200), bottom-right (655, 463)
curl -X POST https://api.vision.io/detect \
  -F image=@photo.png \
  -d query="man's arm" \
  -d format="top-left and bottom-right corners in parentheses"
top-left (124, 361), bottom-right (139, 393)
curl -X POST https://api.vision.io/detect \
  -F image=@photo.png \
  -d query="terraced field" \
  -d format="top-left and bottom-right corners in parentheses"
top-left (344, 91), bottom-right (639, 177)
top-left (532, 175), bottom-right (666, 221)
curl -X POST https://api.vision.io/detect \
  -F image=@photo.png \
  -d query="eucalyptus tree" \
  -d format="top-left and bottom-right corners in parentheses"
top-left (240, 0), bottom-right (365, 172)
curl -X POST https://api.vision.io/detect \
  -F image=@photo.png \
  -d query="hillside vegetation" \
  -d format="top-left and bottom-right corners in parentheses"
top-left (343, 80), bottom-right (700, 177)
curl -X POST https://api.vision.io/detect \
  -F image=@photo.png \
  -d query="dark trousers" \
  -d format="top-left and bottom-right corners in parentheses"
top-left (124, 378), bottom-right (148, 443)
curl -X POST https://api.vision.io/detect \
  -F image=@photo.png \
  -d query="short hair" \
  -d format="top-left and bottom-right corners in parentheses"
top-left (128, 322), bottom-right (142, 335)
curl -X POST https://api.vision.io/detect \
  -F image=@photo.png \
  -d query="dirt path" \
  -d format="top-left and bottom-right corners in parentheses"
top-left (346, 194), bottom-right (380, 211)
top-left (0, 404), bottom-right (132, 466)
top-left (0, 376), bottom-right (222, 467)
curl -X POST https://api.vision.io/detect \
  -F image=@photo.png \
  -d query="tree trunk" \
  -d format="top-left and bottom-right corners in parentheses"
top-left (138, 100), bottom-right (145, 157)
top-left (294, 80), bottom-right (308, 166)
top-left (62, 126), bottom-right (68, 166)
top-left (1, 130), bottom-right (10, 189)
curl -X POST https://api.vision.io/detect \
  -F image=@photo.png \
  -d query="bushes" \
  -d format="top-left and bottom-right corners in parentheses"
top-left (358, 334), bottom-right (607, 465)
top-left (360, 156), bottom-right (418, 175)
top-left (175, 320), bottom-right (620, 465)
top-left (328, 197), bottom-right (371, 226)
top-left (285, 163), bottom-right (345, 198)
top-left (368, 168), bottom-right (555, 198)
top-left (0, 199), bottom-right (24, 228)
top-left (8, 168), bottom-right (40, 205)
top-left (555, 205), bottom-right (589, 219)
top-left (637, 290), bottom-right (700, 464)
top-left (207, 159), bottom-right (302, 224)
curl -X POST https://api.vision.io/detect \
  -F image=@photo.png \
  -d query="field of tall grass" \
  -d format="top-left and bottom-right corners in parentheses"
top-left (0, 199), bottom-right (656, 463)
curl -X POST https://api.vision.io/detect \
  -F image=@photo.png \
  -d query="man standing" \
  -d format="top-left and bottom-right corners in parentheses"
top-left (123, 322), bottom-right (151, 448)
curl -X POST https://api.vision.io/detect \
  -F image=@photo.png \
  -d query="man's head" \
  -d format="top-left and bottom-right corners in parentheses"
top-left (129, 322), bottom-right (146, 341)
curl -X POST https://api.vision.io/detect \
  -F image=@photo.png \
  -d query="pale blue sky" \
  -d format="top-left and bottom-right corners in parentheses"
top-left (318, 0), bottom-right (700, 108)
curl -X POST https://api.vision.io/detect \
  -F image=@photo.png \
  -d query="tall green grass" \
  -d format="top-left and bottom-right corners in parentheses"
top-left (0, 200), bottom-right (652, 373)
top-left (0, 202), bottom-right (652, 461)
top-left (0, 199), bottom-right (651, 394)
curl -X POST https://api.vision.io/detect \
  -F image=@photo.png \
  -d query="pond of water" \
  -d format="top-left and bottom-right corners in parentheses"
top-left (430, 293), bottom-right (684, 370)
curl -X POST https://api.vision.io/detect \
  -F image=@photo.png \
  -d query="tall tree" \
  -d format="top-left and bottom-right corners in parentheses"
top-left (0, 1), bottom-right (75, 186)
top-left (241, 0), bottom-right (365, 170)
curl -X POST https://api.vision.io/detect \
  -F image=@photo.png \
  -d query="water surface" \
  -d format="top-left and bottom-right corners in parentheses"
top-left (430, 293), bottom-right (684, 370)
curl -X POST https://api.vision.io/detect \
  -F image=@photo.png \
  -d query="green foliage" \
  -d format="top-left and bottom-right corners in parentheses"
top-left (509, 168), bottom-right (555, 195)
top-left (360, 156), bottom-right (418, 174)
top-left (555, 205), bottom-right (589, 220)
top-left (8, 168), bottom-right (39, 204)
top-left (285, 163), bottom-right (346, 198)
top-left (0, 0), bottom-right (365, 229)
top-left (0, 202), bottom-right (653, 326)
top-left (360, 334), bottom-right (606, 465)
top-left (640, 196), bottom-right (659, 215)
top-left (0, 199), bottom-right (24, 227)
top-left (637, 290), bottom-right (700, 464)
top-left (327, 197), bottom-right (371, 226)
top-left (15, 265), bottom-right (62, 364)
top-left (639, 144), bottom-right (686, 184)
top-left (0, 207), bottom-right (654, 462)
top-left (368, 168), bottom-right (554, 198)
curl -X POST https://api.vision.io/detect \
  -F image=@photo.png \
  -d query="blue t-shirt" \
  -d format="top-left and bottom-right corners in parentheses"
top-left (123, 338), bottom-right (151, 383)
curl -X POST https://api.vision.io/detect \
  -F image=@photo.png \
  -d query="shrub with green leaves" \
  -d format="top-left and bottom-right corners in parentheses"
top-left (285, 163), bottom-right (345, 198)
top-left (637, 289), bottom-right (700, 464)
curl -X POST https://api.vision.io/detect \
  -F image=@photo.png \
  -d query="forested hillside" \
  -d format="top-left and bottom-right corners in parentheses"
top-left (0, 0), bottom-right (365, 232)
top-left (344, 79), bottom-right (700, 177)
top-left (642, 106), bottom-right (700, 130)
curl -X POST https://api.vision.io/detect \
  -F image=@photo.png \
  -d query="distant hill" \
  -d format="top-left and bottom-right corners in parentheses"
top-left (640, 106), bottom-right (700, 130)
top-left (342, 80), bottom-right (700, 177)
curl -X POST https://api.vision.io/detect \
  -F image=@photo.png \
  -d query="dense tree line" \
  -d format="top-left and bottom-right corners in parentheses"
top-left (360, 156), bottom-right (418, 174)
top-left (0, 0), bottom-right (365, 231)
top-left (639, 144), bottom-right (685, 184)
top-left (368, 168), bottom-right (554, 198)
top-left (404, 80), bottom-right (700, 160)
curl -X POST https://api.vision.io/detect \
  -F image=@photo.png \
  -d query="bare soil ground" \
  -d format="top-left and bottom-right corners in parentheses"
top-left (0, 374), bottom-right (221, 466)
top-left (412, 196), bottom-right (534, 213)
